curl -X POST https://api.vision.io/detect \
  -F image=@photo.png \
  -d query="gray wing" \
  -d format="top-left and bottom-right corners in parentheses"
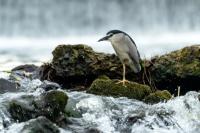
top-left (125, 35), bottom-right (141, 72)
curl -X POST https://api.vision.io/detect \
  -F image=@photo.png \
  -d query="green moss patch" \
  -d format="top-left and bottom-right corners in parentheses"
top-left (144, 90), bottom-right (172, 104)
top-left (87, 77), bottom-right (152, 100)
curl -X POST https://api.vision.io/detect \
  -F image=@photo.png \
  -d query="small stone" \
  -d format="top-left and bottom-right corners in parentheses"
top-left (144, 90), bottom-right (172, 104)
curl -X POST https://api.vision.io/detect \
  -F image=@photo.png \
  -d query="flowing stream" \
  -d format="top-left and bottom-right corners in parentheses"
top-left (0, 73), bottom-right (200, 133)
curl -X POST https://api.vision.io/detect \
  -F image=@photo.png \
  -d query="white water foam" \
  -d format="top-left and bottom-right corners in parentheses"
top-left (66, 91), bottom-right (200, 133)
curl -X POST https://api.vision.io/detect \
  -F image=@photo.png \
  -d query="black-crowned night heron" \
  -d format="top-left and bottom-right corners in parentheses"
top-left (98, 30), bottom-right (141, 86)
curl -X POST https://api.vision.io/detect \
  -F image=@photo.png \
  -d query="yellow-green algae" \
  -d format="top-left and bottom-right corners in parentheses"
top-left (151, 45), bottom-right (200, 78)
top-left (87, 77), bottom-right (152, 100)
top-left (144, 90), bottom-right (172, 104)
top-left (148, 45), bottom-right (200, 94)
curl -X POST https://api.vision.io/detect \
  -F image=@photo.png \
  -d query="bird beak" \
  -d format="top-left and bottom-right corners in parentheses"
top-left (98, 35), bottom-right (109, 42)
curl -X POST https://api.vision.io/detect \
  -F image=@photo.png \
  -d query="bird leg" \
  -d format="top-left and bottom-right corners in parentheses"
top-left (116, 64), bottom-right (130, 86)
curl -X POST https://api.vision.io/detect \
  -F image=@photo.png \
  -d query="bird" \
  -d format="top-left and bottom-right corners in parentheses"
top-left (98, 30), bottom-right (141, 86)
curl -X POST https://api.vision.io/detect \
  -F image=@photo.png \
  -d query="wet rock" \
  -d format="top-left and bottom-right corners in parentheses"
top-left (147, 45), bottom-right (200, 94)
top-left (39, 44), bottom-right (125, 89)
top-left (87, 77), bottom-right (152, 100)
top-left (10, 64), bottom-right (40, 81)
top-left (35, 90), bottom-right (68, 121)
top-left (20, 116), bottom-right (59, 133)
top-left (12, 64), bottom-right (39, 72)
top-left (144, 90), bottom-right (172, 104)
top-left (0, 78), bottom-right (18, 93)
top-left (39, 80), bottom-right (60, 91)
top-left (122, 112), bottom-right (146, 132)
top-left (126, 112), bottom-right (145, 124)
top-left (84, 127), bottom-right (103, 133)
top-left (9, 95), bottom-right (36, 122)
top-left (9, 90), bottom-right (68, 123)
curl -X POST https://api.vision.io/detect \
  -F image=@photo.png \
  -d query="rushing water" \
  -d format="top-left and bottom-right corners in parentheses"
top-left (0, 73), bottom-right (200, 133)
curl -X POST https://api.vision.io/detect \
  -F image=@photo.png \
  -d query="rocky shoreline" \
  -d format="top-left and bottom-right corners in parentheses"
top-left (0, 44), bottom-right (200, 132)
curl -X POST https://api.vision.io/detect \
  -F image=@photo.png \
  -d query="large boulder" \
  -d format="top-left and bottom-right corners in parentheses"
top-left (147, 45), bottom-right (200, 94)
top-left (40, 44), bottom-right (127, 89)
top-left (9, 90), bottom-right (68, 124)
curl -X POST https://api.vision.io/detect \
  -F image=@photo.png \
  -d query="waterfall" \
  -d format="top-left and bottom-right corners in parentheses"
top-left (0, 0), bottom-right (200, 37)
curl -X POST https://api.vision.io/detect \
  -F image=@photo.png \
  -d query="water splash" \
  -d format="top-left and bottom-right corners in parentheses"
top-left (0, 72), bottom-right (200, 132)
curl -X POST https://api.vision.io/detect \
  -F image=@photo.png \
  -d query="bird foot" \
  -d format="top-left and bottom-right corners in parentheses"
top-left (116, 79), bottom-right (130, 87)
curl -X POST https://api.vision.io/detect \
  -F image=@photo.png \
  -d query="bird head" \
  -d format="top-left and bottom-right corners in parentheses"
top-left (98, 30), bottom-right (125, 43)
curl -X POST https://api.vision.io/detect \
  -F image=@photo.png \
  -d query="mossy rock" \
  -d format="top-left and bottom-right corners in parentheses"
top-left (87, 77), bottom-right (152, 100)
top-left (144, 90), bottom-right (172, 104)
top-left (41, 90), bottom-right (68, 112)
top-left (148, 45), bottom-right (200, 94)
top-left (39, 44), bottom-right (129, 89)
top-left (35, 90), bottom-right (68, 121)
top-left (9, 95), bottom-right (37, 122)
top-left (9, 90), bottom-right (68, 123)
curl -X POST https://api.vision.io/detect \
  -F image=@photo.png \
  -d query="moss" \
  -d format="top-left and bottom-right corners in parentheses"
top-left (151, 45), bottom-right (200, 78)
top-left (40, 44), bottom-right (123, 89)
top-left (144, 90), bottom-right (172, 104)
top-left (38, 90), bottom-right (68, 121)
top-left (41, 44), bottom-right (200, 94)
top-left (87, 77), bottom-right (152, 100)
top-left (52, 44), bottom-right (93, 61)
top-left (43, 90), bottom-right (68, 111)
top-left (149, 45), bottom-right (200, 94)
top-left (9, 95), bottom-right (37, 122)
top-left (9, 102), bottom-right (35, 122)
top-left (97, 75), bottom-right (110, 80)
